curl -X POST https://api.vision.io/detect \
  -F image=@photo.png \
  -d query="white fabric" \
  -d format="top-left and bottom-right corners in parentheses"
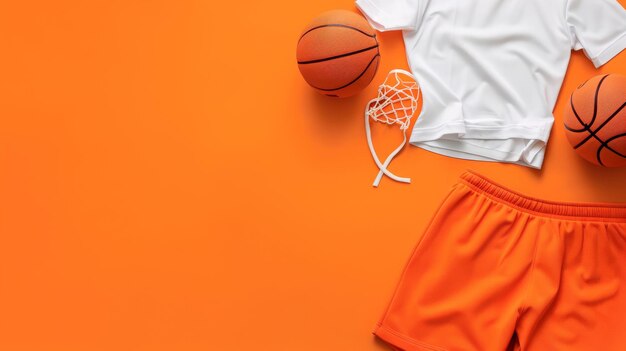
top-left (356, 0), bottom-right (626, 169)
top-left (366, 69), bottom-right (420, 187)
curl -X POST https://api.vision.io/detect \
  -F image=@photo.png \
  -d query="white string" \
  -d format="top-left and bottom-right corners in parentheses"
top-left (365, 69), bottom-right (420, 187)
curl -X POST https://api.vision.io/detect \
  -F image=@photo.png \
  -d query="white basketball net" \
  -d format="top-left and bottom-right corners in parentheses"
top-left (365, 69), bottom-right (420, 187)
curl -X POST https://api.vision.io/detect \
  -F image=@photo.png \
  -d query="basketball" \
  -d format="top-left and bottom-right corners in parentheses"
top-left (564, 74), bottom-right (626, 167)
top-left (296, 10), bottom-right (380, 98)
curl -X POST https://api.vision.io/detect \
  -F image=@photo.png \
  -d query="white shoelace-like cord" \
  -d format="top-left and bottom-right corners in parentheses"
top-left (365, 69), bottom-right (420, 187)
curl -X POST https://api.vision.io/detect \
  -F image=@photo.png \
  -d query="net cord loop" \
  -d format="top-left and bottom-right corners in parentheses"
top-left (365, 69), bottom-right (420, 187)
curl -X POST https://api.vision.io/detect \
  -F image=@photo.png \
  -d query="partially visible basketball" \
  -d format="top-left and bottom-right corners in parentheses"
top-left (564, 74), bottom-right (626, 167)
top-left (296, 10), bottom-right (380, 98)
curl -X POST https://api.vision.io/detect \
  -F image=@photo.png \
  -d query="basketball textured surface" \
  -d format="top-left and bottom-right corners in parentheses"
top-left (564, 74), bottom-right (626, 167)
top-left (297, 10), bottom-right (380, 98)
top-left (1, 1), bottom-right (626, 351)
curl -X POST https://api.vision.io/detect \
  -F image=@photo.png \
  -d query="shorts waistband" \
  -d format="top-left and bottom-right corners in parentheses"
top-left (459, 170), bottom-right (626, 221)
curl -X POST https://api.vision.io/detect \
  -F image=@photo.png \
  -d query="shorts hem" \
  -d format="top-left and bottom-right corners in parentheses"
top-left (373, 324), bottom-right (448, 351)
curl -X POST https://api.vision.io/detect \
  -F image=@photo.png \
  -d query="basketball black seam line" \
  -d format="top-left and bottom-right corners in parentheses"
top-left (298, 24), bottom-right (376, 43)
top-left (594, 133), bottom-right (626, 158)
top-left (297, 44), bottom-right (379, 64)
top-left (565, 95), bottom-right (588, 132)
top-left (565, 123), bottom-right (585, 133)
top-left (312, 54), bottom-right (380, 91)
top-left (597, 145), bottom-right (606, 166)
top-left (569, 74), bottom-right (622, 149)
top-left (574, 100), bottom-right (626, 149)
top-left (565, 74), bottom-right (626, 164)
top-left (565, 74), bottom-right (610, 134)
top-left (578, 77), bottom-right (591, 89)
top-left (310, 54), bottom-right (380, 91)
top-left (602, 132), bottom-right (626, 154)
top-left (589, 74), bottom-right (611, 129)
top-left (594, 132), bottom-right (626, 166)
top-left (372, 31), bottom-right (380, 59)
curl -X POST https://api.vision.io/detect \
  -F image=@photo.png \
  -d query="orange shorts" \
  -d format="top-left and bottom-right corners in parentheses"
top-left (374, 171), bottom-right (626, 351)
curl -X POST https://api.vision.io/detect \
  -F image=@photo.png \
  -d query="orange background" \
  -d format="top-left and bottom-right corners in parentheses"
top-left (1, 1), bottom-right (626, 350)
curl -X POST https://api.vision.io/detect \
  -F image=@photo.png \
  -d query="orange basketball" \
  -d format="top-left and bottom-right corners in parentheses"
top-left (296, 10), bottom-right (380, 98)
top-left (564, 74), bottom-right (626, 168)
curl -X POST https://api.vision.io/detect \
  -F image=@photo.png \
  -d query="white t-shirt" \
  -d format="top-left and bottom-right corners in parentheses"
top-left (356, 0), bottom-right (626, 169)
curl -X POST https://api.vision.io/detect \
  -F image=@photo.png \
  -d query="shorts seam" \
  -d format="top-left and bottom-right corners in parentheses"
top-left (378, 184), bottom-right (460, 326)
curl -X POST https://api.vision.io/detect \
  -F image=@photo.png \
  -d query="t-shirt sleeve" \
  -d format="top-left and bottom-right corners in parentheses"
top-left (566, 0), bottom-right (626, 67)
top-left (355, 0), bottom-right (421, 31)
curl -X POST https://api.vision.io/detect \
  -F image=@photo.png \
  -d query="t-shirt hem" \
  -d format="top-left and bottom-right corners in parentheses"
top-left (355, 0), bottom-right (415, 31)
top-left (414, 141), bottom-right (544, 169)
top-left (408, 121), bottom-right (552, 169)
top-left (356, 0), bottom-right (389, 31)
top-left (592, 32), bottom-right (626, 67)
top-left (409, 122), bottom-right (466, 142)
top-left (409, 121), bottom-right (553, 143)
